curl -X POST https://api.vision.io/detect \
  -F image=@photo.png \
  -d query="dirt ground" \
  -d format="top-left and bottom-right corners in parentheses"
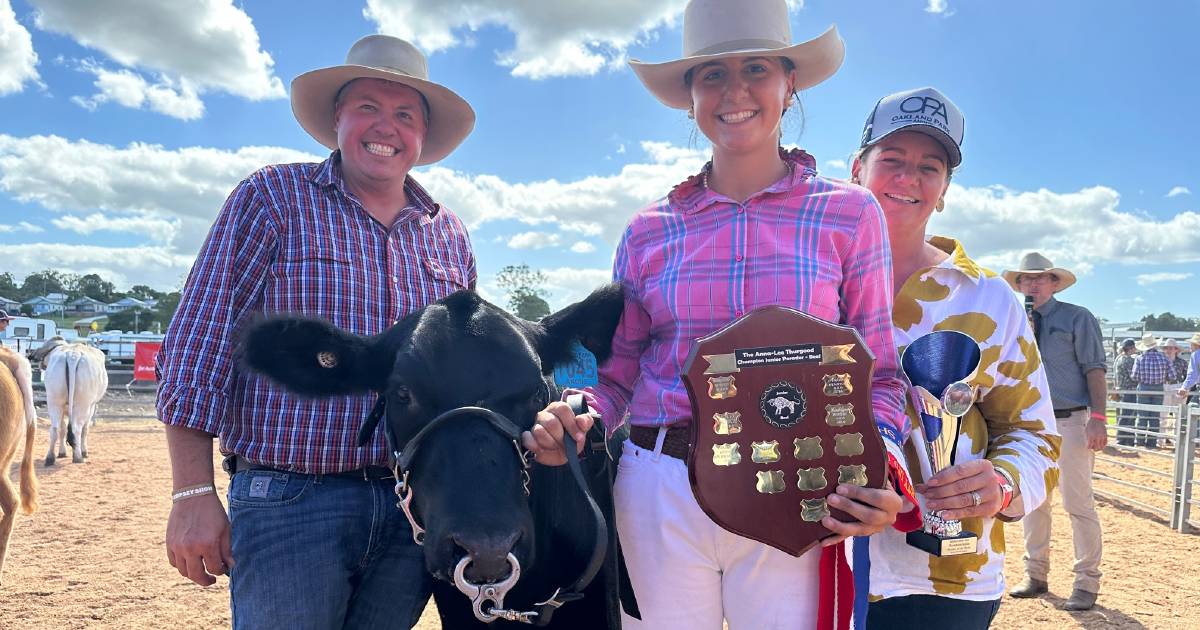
top-left (2, 394), bottom-right (1198, 629)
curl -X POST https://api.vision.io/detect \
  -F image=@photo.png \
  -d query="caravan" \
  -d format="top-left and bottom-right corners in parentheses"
top-left (0, 316), bottom-right (76, 354)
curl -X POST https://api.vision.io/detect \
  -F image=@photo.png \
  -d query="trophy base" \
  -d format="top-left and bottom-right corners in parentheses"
top-left (906, 530), bottom-right (978, 557)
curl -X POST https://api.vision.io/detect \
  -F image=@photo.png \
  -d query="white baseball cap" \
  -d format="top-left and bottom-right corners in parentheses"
top-left (860, 86), bottom-right (964, 168)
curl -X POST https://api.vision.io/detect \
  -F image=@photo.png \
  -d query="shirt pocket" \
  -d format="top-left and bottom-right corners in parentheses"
top-left (422, 258), bottom-right (469, 296)
top-left (266, 251), bottom-right (356, 314)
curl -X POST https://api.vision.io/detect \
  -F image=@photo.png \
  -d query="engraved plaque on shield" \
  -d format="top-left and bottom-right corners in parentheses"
top-left (682, 306), bottom-right (887, 557)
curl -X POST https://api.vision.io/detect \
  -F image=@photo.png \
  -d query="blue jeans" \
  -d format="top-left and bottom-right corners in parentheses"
top-left (1116, 392), bottom-right (1138, 445)
top-left (867, 594), bottom-right (1000, 629)
top-left (1136, 383), bottom-right (1162, 448)
top-left (228, 470), bottom-right (431, 630)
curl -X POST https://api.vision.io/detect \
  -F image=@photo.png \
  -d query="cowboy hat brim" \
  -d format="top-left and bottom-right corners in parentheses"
top-left (628, 25), bottom-right (845, 110)
top-left (291, 65), bottom-right (476, 166)
top-left (1002, 266), bottom-right (1078, 293)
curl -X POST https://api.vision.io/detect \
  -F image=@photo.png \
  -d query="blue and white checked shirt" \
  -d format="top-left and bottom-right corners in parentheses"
top-left (1132, 348), bottom-right (1170, 386)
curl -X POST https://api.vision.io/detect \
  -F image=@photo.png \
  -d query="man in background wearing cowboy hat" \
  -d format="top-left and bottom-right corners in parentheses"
top-left (1161, 338), bottom-right (1188, 425)
top-left (157, 35), bottom-right (476, 628)
top-left (0, 310), bottom-right (10, 335)
top-left (1003, 252), bottom-right (1107, 611)
top-left (1131, 333), bottom-right (1169, 449)
top-left (1178, 332), bottom-right (1200, 405)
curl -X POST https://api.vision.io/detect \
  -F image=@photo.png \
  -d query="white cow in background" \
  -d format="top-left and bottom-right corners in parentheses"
top-left (33, 338), bottom-right (108, 465)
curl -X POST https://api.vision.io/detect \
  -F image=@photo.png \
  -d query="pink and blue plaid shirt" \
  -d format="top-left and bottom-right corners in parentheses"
top-left (156, 153), bottom-right (476, 474)
top-left (585, 149), bottom-right (909, 448)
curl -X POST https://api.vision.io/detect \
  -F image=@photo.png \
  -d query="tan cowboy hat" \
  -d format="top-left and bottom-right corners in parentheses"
top-left (628, 0), bottom-right (845, 110)
top-left (1163, 338), bottom-right (1180, 350)
top-left (1189, 332), bottom-right (1200, 346)
top-left (291, 35), bottom-right (475, 166)
top-left (1002, 252), bottom-right (1078, 292)
top-left (1135, 333), bottom-right (1160, 351)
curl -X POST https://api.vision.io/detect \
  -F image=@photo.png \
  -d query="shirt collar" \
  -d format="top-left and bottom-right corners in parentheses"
top-left (311, 151), bottom-right (441, 219)
top-left (670, 148), bottom-right (818, 215)
top-left (1035, 296), bottom-right (1059, 315)
top-left (924, 236), bottom-right (993, 286)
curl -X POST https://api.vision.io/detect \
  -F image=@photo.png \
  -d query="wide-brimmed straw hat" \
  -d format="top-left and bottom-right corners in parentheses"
top-left (1002, 252), bottom-right (1077, 293)
top-left (628, 0), bottom-right (845, 110)
top-left (291, 35), bottom-right (475, 166)
top-left (1136, 333), bottom-right (1160, 351)
top-left (1163, 338), bottom-right (1180, 350)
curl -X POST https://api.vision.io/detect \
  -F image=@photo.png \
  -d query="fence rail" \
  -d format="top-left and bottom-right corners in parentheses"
top-left (1098, 390), bottom-right (1200, 533)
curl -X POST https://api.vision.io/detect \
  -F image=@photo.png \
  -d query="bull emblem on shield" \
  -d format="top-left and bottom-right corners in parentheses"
top-left (758, 381), bottom-right (806, 428)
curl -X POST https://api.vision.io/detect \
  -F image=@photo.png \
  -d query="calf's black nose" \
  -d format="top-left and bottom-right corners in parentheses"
top-left (452, 531), bottom-right (521, 583)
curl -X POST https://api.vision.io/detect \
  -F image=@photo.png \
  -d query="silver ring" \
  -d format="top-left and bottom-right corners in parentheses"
top-left (969, 490), bottom-right (982, 507)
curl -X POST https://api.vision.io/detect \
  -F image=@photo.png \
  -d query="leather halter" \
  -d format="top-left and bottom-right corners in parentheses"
top-left (364, 393), bottom-right (608, 626)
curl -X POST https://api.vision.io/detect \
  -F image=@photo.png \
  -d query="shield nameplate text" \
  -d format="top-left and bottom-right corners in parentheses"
top-left (683, 306), bottom-right (887, 557)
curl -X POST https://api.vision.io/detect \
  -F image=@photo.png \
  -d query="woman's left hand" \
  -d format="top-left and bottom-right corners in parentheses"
top-left (918, 459), bottom-right (1003, 520)
top-left (820, 482), bottom-right (902, 547)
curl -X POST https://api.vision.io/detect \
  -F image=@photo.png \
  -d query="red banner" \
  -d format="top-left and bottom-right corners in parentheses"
top-left (133, 341), bottom-right (162, 382)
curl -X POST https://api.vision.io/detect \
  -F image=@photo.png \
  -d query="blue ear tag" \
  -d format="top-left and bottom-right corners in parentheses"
top-left (553, 340), bottom-right (599, 388)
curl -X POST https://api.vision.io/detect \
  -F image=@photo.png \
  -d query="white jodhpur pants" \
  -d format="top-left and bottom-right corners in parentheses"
top-left (615, 434), bottom-right (821, 630)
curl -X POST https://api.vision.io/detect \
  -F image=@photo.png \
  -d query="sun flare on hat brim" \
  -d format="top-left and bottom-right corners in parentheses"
top-left (628, 26), bottom-right (845, 110)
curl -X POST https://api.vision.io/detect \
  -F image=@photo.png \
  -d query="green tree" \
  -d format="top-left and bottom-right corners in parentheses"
top-left (128, 284), bottom-right (163, 301)
top-left (155, 291), bottom-right (182, 328)
top-left (0, 272), bottom-right (18, 299)
top-left (19, 269), bottom-right (67, 299)
top-left (496, 264), bottom-right (551, 321)
top-left (1141, 312), bottom-right (1200, 331)
top-left (108, 307), bottom-right (162, 333)
top-left (72, 273), bottom-right (117, 301)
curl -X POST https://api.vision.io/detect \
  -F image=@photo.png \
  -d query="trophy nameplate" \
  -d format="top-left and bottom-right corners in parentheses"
top-left (684, 306), bottom-right (886, 557)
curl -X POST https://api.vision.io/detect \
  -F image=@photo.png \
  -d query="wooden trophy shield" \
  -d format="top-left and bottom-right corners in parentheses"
top-left (682, 306), bottom-right (887, 556)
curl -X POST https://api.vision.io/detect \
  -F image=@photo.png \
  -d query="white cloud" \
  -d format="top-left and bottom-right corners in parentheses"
top-left (1167, 186), bottom-right (1191, 198)
top-left (52, 212), bottom-right (179, 244)
top-left (0, 0), bottom-right (39, 95)
top-left (418, 140), bottom-right (706, 242)
top-left (925, 0), bottom-right (952, 15)
top-left (71, 62), bottom-right (204, 120)
top-left (824, 159), bottom-right (847, 171)
top-left (1136, 272), bottom-right (1193, 286)
top-left (507, 231), bottom-right (561, 249)
top-left (30, 0), bottom-right (284, 115)
top-left (363, 0), bottom-right (690, 79)
top-left (570, 241), bottom-right (596, 253)
top-left (0, 220), bottom-right (42, 233)
top-left (0, 242), bottom-right (194, 291)
top-left (930, 184), bottom-right (1200, 276)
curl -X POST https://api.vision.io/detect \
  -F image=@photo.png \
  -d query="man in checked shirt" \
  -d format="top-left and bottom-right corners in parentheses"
top-left (156, 36), bottom-right (477, 629)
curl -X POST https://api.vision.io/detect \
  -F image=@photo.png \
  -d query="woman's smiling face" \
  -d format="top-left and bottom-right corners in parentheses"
top-left (689, 56), bottom-right (795, 155)
top-left (854, 130), bottom-right (951, 226)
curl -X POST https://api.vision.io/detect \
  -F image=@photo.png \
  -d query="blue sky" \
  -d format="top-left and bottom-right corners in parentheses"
top-left (1, 0), bottom-right (1196, 324)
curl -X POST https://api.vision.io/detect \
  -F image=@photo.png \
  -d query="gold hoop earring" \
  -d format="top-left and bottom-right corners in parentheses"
top-left (687, 108), bottom-right (695, 120)
top-left (936, 198), bottom-right (945, 212)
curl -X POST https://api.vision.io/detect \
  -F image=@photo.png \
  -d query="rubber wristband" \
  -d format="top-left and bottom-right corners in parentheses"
top-left (1089, 411), bottom-right (1107, 422)
top-left (994, 471), bottom-right (1014, 511)
top-left (171, 484), bottom-right (215, 503)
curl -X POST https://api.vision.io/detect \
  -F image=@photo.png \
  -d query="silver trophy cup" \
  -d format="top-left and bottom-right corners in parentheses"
top-left (901, 330), bottom-right (981, 557)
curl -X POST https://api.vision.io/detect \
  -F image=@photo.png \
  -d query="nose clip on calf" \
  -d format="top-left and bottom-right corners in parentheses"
top-left (453, 553), bottom-right (535, 623)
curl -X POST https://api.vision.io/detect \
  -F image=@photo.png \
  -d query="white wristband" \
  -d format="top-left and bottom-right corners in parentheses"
top-left (171, 484), bottom-right (215, 503)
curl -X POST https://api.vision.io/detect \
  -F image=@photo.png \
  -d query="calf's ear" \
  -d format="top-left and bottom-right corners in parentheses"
top-left (239, 316), bottom-right (387, 396)
top-left (535, 282), bottom-right (625, 370)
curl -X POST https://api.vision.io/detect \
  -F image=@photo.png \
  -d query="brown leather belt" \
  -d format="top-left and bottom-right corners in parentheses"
top-left (1053, 406), bottom-right (1087, 419)
top-left (223, 454), bottom-right (394, 480)
top-left (629, 425), bottom-right (691, 460)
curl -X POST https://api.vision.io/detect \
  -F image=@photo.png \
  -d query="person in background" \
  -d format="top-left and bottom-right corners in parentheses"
top-left (1004, 252), bottom-right (1107, 611)
top-left (1177, 332), bottom-right (1200, 405)
top-left (1131, 333), bottom-right (1168, 449)
top-left (0, 310), bottom-right (10, 335)
top-left (525, 2), bottom-right (919, 628)
top-left (157, 35), bottom-right (477, 629)
top-left (1112, 338), bottom-right (1139, 446)
top-left (1162, 338), bottom-right (1188, 429)
top-left (848, 87), bottom-right (1059, 629)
